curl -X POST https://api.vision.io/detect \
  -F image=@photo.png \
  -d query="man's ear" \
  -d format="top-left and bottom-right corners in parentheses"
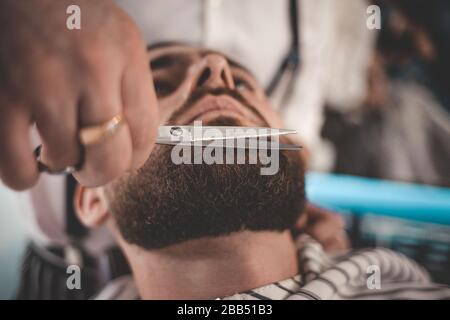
top-left (74, 185), bottom-right (110, 228)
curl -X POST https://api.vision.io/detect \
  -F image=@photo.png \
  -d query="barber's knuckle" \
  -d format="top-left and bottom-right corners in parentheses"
top-left (121, 16), bottom-right (140, 41)
top-left (119, 27), bottom-right (145, 58)
top-left (43, 52), bottom-right (71, 73)
top-left (80, 70), bottom-right (120, 112)
top-left (86, 100), bottom-right (122, 123)
top-left (79, 49), bottom-right (106, 76)
top-left (35, 79), bottom-right (75, 109)
top-left (81, 137), bottom-right (132, 185)
top-left (41, 133), bottom-right (79, 166)
top-left (132, 111), bottom-right (157, 147)
top-left (87, 155), bottom-right (130, 185)
top-left (0, 165), bottom-right (38, 191)
top-left (43, 144), bottom-right (80, 168)
top-left (38, 95), bottom-right (69, 116)
top-left (36, 99), bottom-right (76, 131)
top-left (34, 103), bottom-right (80, 167)
top-left (80, 66), bottom-right (122, 105)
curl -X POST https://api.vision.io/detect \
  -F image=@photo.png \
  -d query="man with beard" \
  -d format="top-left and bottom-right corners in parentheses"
top-left (75, 44), bottom-right (450, 300)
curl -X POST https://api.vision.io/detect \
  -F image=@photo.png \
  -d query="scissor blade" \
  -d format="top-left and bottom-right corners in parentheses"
top-left (156, 139), bottom-right (302, 151)
top-left (158, 125), bottom-right (297, 142)
top-left (190, 126), bottom-right (297, 141)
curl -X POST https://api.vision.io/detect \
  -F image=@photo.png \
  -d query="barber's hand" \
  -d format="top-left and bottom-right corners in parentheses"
top-left (0, 0), bottom-right (158, 190)
top-left (295, 203), bottom-right (350, 252)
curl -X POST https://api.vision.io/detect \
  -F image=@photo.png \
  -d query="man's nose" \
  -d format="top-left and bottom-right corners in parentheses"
top-left (193, 54), bottom-right (235, 90)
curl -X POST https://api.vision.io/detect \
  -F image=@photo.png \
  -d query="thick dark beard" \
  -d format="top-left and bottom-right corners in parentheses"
top-left (106, 118), bottom-right (306, 249)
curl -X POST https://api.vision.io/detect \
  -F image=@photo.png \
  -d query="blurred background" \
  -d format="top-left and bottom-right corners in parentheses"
top-left (318, 0), bottom-right (450, 287)
top-left (317, 0), bottom-right (450, 286)
top-left (322, 0), bottom-right (450, 187)
top-left (0, 0), bottom-right (449, 299)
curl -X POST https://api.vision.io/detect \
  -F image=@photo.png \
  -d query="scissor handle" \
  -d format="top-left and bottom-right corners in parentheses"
top-left (34, 145), bottom-right (84, 175)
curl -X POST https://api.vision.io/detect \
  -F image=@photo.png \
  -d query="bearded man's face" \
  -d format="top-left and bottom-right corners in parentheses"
top-left (105, 44), bottom-right (305, 249)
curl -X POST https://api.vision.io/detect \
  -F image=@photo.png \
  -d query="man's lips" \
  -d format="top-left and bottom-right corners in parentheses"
top-left (177, 95), bottom-right (264, 126)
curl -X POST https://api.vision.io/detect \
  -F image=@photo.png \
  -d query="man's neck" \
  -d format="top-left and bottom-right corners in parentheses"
top-left (119, 230), bottom-right (298, 299)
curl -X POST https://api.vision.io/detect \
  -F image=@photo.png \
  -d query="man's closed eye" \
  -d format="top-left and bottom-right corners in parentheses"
top-left (154, 80), bottom-right (176, 98)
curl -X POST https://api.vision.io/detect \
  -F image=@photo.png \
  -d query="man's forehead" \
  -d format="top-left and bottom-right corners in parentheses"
top-left (148, 44), bottom-right (253, 76)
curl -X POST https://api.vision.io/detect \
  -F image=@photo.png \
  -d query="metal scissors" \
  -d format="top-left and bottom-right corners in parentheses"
top-left (35, 125), bottom-right (301, 174)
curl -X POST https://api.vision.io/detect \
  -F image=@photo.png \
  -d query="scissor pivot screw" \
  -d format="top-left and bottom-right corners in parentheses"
top-left (170, 126), bottom-right (183, 137)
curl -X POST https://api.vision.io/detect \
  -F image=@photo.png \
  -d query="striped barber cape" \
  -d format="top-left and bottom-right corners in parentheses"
top-left (93, 236), bottom-right (450, 300)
